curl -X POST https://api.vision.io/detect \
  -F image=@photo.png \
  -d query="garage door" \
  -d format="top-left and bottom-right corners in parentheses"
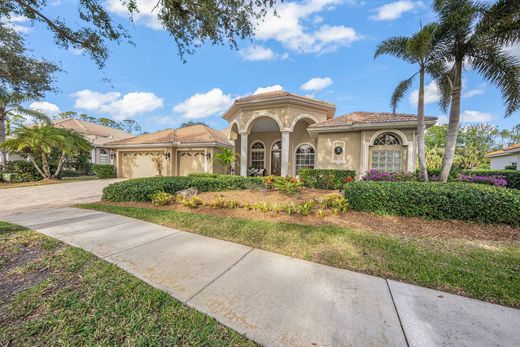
top-left (178, 151), bottom-right (205, 176)
top-left (121, 151), bottom-right (166, 178)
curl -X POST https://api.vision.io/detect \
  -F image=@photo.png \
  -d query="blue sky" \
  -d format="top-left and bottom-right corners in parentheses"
top-left (10, 0), bottom-right (520, 133)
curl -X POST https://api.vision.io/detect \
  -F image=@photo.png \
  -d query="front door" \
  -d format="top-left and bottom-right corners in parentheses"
top-left (271, 141), bottom-right (282, 175)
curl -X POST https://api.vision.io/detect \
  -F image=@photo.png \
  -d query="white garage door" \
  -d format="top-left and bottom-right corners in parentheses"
top-left (178, 151), bottom-right (205, 176)
top-left (121, 151), bottom-right (166, 178)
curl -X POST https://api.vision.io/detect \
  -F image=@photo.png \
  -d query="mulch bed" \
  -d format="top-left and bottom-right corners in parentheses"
top-left (113, 189), bottom-right (520, 242)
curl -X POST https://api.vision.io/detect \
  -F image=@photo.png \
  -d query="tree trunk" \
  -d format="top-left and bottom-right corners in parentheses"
top-left (53, 152), bottom-right (66, 179)
top-left (41, 151), bottom-right (51, 178)
top-left (440, 60), bottom-right (463, 182)
top-left (27, 155), bottom-right (47, 179)
top-left (417, 66), bottom-right (428, 181)
top-left (0, 105), bottom-right (6, 168)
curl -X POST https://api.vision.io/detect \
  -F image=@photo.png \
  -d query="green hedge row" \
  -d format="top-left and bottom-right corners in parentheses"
top-left (188, 173), bottom-right (222, 178)
top-left (102, 176), bottom-right (264, 202)
top-left (461, 169), bottom-right (520, 190)
top-left (299, 169), bottom-right (356, 190)
top-left (344, 181), bottom-right (520, 226)
top-left (92, 164), bottom-right (117, 179)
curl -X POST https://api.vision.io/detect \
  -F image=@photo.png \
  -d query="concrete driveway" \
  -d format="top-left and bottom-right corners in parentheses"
top-left (0, 179), bottom-right (122, 217)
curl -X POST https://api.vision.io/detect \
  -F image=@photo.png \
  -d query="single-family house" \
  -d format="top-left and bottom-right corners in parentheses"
top-left (486, 144), bottom-right (520, 170)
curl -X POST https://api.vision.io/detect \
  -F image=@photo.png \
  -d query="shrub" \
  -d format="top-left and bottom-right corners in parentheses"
top-left (4, 160), bottom-right (43, 182)
top-left (362, 169), bottom-right (416, 182)
top-left (461, 170), bottom-right (520, 190)
top-left (297, 201), bottom-right (315, 216)
top-left (188, 173), bottom-right (222, 178)
top-left (150, 192), bottom-right (175, 206)
top-left (299, 169), bottom-right (356, 190)
top-left (459, 173), bottom-right (507, 187)
top-left (273, 176), bottom-right (303, 195)
top-left (178, 196), bottom-right (203, 208)
top-left (209, 198), bottom-right (240, 209)
top-left (319, 193), bottom-right (349, 213)
top-left (505, 164), bottom-right (517, 170)
top-left (102, 176), bottom-right (264, 202)
top-left (344, 181), bottom-right (520, 226)
top-left (92, 164), bottom-right (117, 179)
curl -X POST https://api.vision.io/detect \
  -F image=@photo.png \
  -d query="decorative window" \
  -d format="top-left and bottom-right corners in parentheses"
top-left (332, 141), bottom-right (345, 163)
top-left (374, 133), bottom-right (401, 145)
top-left (250, 141), bottom-right (265, 169)
top-left (295, 144), bottom-right (315, 174)
top-left (371, 150), bottom-right (402, 172)
top-left (100, 148), bottom-right (109, 164)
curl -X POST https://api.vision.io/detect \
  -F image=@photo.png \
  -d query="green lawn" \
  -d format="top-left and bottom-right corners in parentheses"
top-left (0, 221), bottom-right (254, 346)
top-left (81, 203), bottom-right (520, 309)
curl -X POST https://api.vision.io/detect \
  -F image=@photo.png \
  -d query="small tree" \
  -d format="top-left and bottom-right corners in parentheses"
top-left (214, 148), bottom-right (239, 174)
top-left (0, 126), bottom-right (91, 179)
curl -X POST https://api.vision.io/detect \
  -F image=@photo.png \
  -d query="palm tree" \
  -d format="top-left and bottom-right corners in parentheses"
top-left (433, 0), bottom-right (520, 181)
top-left (0, 95), bottom-right (51, 165)
top-left (0, 126), bottom-right (91, 179)
top-left (375, 23), bottom-right (441, 181)
top-left (214, 148), bottom-right (239, 174)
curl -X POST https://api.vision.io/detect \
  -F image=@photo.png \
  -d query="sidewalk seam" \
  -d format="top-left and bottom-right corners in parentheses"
top-left (102, 231), bottom-right (182, 258)
top-left (386, 279), bottom-right (410, 347)
top-left (185, 247), bottom-right (255, 304)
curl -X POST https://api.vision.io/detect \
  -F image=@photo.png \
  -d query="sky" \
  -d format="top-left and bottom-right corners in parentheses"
top-left (8, 0), bottom-right (520, 133)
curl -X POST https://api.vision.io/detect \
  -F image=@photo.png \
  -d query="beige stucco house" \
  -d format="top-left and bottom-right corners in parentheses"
top-left (486, 144), bottom-right (520, 170)
top-left (107, 91), bottom-right (437, 179)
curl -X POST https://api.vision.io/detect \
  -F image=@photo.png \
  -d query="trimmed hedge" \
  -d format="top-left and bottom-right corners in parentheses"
top-left (344, 181), bottom-right (520, 226)
top-left (299, 169), bottom-right (356, 190)
top-left (102, 175), bottom-right (264, 202)
top-left (461, 170), bottom-right (520, 190)
top-left (92, 164), bottom-right (117, 179)
top-left (188, 173), bottom-right (222, 178)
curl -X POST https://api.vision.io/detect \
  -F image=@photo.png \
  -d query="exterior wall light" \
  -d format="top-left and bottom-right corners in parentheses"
top-left (164, 151), bottom-right (171, 160)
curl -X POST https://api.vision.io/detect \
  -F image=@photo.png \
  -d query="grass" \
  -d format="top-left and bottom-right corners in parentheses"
top-left (0, 221), bottom-right (254, 346)
top-left (81, 203), bottom-right (520, 309)
top-left (0, 176), bottom-right (99, 189)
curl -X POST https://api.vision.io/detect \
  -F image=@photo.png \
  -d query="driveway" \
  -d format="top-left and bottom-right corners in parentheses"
top-left (0, 179), bottom-right (122, 217)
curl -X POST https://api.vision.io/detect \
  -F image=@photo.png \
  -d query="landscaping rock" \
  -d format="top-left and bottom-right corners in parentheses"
top-left (177, 187), bottom-right (198, 198)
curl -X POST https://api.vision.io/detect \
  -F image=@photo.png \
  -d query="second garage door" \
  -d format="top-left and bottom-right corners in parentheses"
top-left (178, 151), bottom-right (205, 176)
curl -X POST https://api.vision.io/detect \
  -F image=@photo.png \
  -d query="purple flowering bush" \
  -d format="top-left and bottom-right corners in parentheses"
top-left (459, 174), bottom-right (507, 187)
top-left (362, 169), bottom-right (416, 182)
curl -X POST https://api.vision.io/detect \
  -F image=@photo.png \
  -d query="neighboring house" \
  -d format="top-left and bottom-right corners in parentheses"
top-left (485, 144), bottom-right (520, 170)
top-left (53, 119), bottom-right (133, 165)
top-left (107, 91), bottom-right (437, 178)
top-left (107, 124), bottom-right (231, 178)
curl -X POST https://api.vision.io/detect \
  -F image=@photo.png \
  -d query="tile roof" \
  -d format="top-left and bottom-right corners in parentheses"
top-left (234, 90), bottom-right (335, 106)
top-left (107, 124), bottom-right (231, 146)
top-left (309, 111), bottom-right (438, 128)
top-left (53, 118), bottom-right (133, 145)
top-left (486, 143), bottom-right (520, 157)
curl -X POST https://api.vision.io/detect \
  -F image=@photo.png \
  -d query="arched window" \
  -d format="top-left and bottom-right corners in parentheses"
top-left (271, 141), bottom-right (282, 175)
top-left (295, 144), bottom-right (315, 174)
top-left (250, 141), bottom-right (265, 169)
top-left (371, 133), bottom-right (402, 172)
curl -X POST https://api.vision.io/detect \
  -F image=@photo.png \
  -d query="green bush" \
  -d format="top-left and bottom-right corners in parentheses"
top-left (344, 181), bottom-right (520, 226)
top-left (188, 173), bottom-right (222, 178)
top-left (3, 160), bottom-right (44, 182)
top-left (150, 192), bottom-right (175, 206)
top-left (299, 169), bottom-right (356, 189)
top-left (102, 176), bottom-right (265, 202)
top-left (92, 164), bottom-right (117, 179)
top-left (461, 170), bottom-right (520, 190)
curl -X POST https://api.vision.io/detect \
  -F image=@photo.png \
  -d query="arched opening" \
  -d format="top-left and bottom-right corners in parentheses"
top-left (370, 132), bottom-right (404, 173)
top-left (295, 144), bottom-right (315, 175)
top-left (229, 122), bottom-right (240, 175)
top-left (271, 140), bottom-right (282, 175)
top-left (247, 116), bottom-right (281, 175)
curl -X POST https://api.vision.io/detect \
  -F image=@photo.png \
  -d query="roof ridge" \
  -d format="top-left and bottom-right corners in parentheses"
top-left (73, 118), bottom-right (89, 132)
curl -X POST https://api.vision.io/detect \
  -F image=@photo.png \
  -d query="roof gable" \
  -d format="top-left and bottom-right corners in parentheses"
top-left (309, 111), bottom-right (437, 129)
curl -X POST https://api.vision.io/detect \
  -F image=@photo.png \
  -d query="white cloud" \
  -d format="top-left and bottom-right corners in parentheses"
top-left (300, 77), bottom-right (333, 91)
top-left (29, 101), bottom-right (60, 116)
top-left (254, 85), bottom-right (284, 94)
top-left (239, 46), bottom-right (278, 61)
top-left (463, 84), bottom-right (485, 98)
top-left (436, 115), bottom-right (448, 124)
top-left (106, 0), bottom-right (162, 30)
top-left (72, 90), bottom-right (163, 120)
top-left (255, 0), bottom-right (361, 54)
top-left (370, 1), bottom-right (424, 21)
top-left (173, 88), bottom-right (233, 119)
top-left (3, 15), bottom-right (31, 33)
top-left (461, 110), bottom-right (493, 123)
top-left (409, 81), bottom-right (440, 106)
top-left (504, 43), bottom-right (520, 57)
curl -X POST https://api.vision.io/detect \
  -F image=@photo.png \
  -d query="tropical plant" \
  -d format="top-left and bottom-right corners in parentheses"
top-left (0, 126), bottom-right (91, 179)
top-left (375, 23), bottom-right (441, 181)
top-left (214, 148), bottom-right (239, 174)
top-left (433, 0), bottom-right (520, 181)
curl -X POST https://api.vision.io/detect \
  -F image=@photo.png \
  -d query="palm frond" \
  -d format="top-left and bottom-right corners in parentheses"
top-left (390, 75), bottom-right (417, 113)
top-left (433, 64), bottom-right (455, 113)
top-left (374, 37), bottom-right (414, 63)
top-left (477, 0), bottom-right (520, 45)
top-left (469, 45), bottom-right (520, 117)
top-left (8, 107), bottom-right (52, 125)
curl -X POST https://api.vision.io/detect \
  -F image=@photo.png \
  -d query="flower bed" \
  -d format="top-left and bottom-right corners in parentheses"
top-left (461, 170), bottom-right (520, 189)
top-left (299, 169), bottom-right (355, 189)
top-left (344, 181), bottom-right (520, 226)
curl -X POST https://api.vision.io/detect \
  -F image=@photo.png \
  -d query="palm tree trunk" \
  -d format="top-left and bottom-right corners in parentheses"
top-left (0, 105), bottom-right (7, 168)
top-left (41, 151), bottom-right (51, 178)
top-left (440, 59), bottom-right (463, 182)
top-left (417, 66), bottom-right (428, 181)
top-left (52, 152), bottom-right (66, 179)
top-left (27, 155), bottom-right (47, 179)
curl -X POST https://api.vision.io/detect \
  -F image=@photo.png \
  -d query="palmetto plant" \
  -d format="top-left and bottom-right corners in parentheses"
top-left (214, 148), bottom-right (239, 174)
top-left (375, 23), bottom-right (441, 181)
top-left (0, 126), bottom-right (91, 179)
top-left (433, 0), bottom-right (520, 181)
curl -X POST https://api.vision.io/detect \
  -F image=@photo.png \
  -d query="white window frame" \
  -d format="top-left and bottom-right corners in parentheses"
top-left (294, 143), bottom-right (315, 176)
top-left (250, 141), bottom-right (266, 170)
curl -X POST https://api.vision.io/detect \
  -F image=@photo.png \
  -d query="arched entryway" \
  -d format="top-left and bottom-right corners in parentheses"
top-left (244, 116), bottom-right (282, 176)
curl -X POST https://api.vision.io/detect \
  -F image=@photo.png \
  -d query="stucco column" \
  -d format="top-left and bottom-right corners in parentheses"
top-left (240, 133), bottom-right (248, 176)
top-left (281, 131), bottom-right (290, 176)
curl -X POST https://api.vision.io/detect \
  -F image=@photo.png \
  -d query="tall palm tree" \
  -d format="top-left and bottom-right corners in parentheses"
top-left (0, 126), bottom-right (91, 179)
top-left (375, 23), bottom-right (440, 181)
top-left (433, 0), bottom-right (520, 181)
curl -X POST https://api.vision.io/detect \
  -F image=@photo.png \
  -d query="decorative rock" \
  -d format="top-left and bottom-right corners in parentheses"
top-left (177, 187), bottom-right (198, 198)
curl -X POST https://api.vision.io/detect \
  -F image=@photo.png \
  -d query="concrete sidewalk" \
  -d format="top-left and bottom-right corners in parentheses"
top-left (3, 207), bottom-right (520, 347)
